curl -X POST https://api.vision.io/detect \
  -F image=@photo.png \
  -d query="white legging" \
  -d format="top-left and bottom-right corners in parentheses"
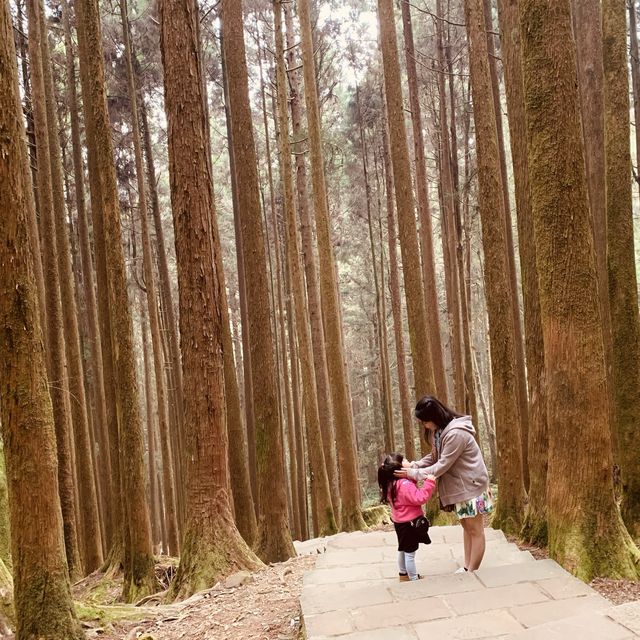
top-left (398, 550), bottom-right (418, 580)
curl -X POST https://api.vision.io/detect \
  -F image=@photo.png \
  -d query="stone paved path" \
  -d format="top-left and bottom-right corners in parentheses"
top-left (296, 526), bottom-right (640, 639)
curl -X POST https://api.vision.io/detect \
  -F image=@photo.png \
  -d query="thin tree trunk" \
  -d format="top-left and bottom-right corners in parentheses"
top-left (603, 0), bottom-right (640, 539)
top-left (119, 0), bottom-right (180, 557)
top-left (221, 0), bottom-right (294, 563)
top-left (297, 0), bottom-right (366, 531)
top-left (378, 0), bottom-right (436, 456)
top-left (519, 0), bottom-right (640, 579)
top-left (75, 0), bottom-right (156, 599)
top-left (464, 0), bottom-right (526, 534)
top-left (160, 0), bottom-right (262, 599)
top-left (0, 2), bottom-right (84, 631)
top-left (400, 0), bottom-right (448, 402)
top-left (26, 0), bottom-right (84, 580)
top-left (630, 1), bottom-right (640, 195)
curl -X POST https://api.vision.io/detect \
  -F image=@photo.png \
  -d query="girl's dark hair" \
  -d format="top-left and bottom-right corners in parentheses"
top-left (378, 453), bottom-right (404, 505)
top-left (414, 395), bottom-right (462, 431)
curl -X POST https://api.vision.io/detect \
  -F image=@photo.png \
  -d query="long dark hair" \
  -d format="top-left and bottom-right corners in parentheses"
top-left (378, 453), bottom-right (404, 505)
top-left (414, 395), bottom-right (462, 431)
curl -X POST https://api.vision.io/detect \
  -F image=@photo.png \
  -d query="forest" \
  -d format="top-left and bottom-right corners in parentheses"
top-left (1, 0), bottom-right (640, 637)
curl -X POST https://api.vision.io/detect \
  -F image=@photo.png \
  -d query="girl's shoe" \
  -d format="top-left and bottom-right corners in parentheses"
top-left (399, 573), bottom-right (410, 582)
top-left (410, 574), bottom-right (423, 581)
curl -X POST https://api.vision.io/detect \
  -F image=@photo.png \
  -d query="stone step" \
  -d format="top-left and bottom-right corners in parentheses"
top-left (302, 557), bottom-right (610, 639)
top-left (501, 602), bottom-right (640, 639)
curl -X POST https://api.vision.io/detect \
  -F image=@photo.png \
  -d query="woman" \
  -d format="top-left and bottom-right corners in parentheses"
top-left (395, 395), bottom-right (492, 572)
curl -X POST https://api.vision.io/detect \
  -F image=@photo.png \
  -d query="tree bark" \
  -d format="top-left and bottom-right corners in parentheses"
top-left (464, 0), bottom-right (526, 534)
top-left (221, 0), bottom-right (295, 562)
top-left (75, 0), bottom-right (156, 599)
top-left (26, 0), bottom-right (84, 580)
top-left (496, 0), bottom-right (548, 544)
top-left (603, 0), bottom-right (640, 539)
top-left (0, 2), bottom-right (84, 631)
top-left (377, 0), bottom-right (436, 455)
top-left (297, 0), bottom-right (366, 531)
top-left (630, 1), bottom-right (640, 196)
top-left (159, 0), bottom-right (262, 598)
top-left (519, 0), bottom-right (640, 578)
top-left (400, 0), bottom-right (448, 402)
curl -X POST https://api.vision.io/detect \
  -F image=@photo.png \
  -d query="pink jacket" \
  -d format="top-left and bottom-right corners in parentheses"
top-left (390, 478), bottom-right (436, 523)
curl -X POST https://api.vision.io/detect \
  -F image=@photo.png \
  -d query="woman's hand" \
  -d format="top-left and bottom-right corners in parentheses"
top-left (426, 474), bottom-right (436, 482)
top-left (394, 468), bottom-right (409, 478)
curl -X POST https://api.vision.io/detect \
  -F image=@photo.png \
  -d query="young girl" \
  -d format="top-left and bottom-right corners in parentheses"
top-left (378, 453), bottom-right (436, 582)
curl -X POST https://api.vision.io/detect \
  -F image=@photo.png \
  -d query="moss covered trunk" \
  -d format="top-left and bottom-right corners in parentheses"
top-left (519, 0), bottom-right (640, 579)
top-left (159, 0), bottom-right (262, 598)
top-left (400, 0), bottom-right (448, 402)
top-left (464, 0), bottom-right (526, 535)
top-left (75, 0), bottom-right (156, 598)
top-left (496, 0), bottom-right (548, 544)
top-left (602, 0), bottom-right (640, 540)
top-left (0, 2), bottom-right (84, 633)
top-left (297, 0), bottom-right (366, 531)
top-left (25, 0), bottom-right (84, 580)
top-left (378, 0), bottom-right (436, 457)
top-left (221, 0), bottom-right (295, 562)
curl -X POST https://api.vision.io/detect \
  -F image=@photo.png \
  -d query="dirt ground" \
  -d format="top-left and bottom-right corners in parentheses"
top-left (94, 555), bottom-right (315, 640)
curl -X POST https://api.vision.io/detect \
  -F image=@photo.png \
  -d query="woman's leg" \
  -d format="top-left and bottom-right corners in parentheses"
top-left (459, 517), bottom-right (472, 570)
top-left (466, 514), bottom-right (486, 571)
top-left (405, 551), bottom-right (419, 580)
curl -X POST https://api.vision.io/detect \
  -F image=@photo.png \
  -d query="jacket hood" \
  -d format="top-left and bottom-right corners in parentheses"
top-left (441, 415), bottom-right (476, 436)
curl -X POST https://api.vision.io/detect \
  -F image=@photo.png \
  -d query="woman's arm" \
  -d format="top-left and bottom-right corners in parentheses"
top-left (407, 432), bottom-right (467, 480)
top-left (409, 450), bottom-right (435, 468)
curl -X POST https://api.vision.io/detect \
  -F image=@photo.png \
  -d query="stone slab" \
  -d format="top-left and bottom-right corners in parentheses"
top-left (444, 582), bottom-right (549, 616)
top-left (474, 559), bottom-right (568, 588)
top-left (502, 611), bottom-right (635, 640)
top-left (389, 572), bottom-right (482, 600)
top-left (413, 609), bottom-right (523, 639)
top-left (301, 583), bottom-right (393, 615)
top-left (304, 610), bottom-right (353, 637)
top-left (509, 594), bottom-right (610, 628)
top-left (312, 627), bottom-right (419, 640)
top-left (535, 575), bottom-right (597, 600)
top-left (609, 602), bottom-right (640, 636)
top-left (351, 595), bottom-right (452, 631)
top-left (304, 564), bottom-right (384, 586)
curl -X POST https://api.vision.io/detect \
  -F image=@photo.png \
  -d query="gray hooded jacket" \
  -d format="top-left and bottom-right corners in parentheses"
top-left (407, 416), bottom-right (489, 506)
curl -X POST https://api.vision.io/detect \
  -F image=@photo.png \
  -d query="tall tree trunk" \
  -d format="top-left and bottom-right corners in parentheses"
top-left (26, 0), bottom-right (84, 580)
top-left (630, 1), bottom-right (640, 196)
top-left (382, 120), bottom-right (416, 461)
top-left (220, 0), bottom-right (294, 563)
top-left (497, 0), bottom-right (548, 544)
top-left (377, 0), bottom-right (436, 455)
top-left (436, 0), bottom-right (465, 409)
top-left (159, 0), bottom-right (262, 599)
top-left (0, 2), bottom-right (84, 631)
top-left (274, 0), bottom-right (337, 539)
top-left (75, 0), bottom-right (156, 599)
top-left (603, 0), bottom-right (640, 539)
top-left (284, 1), bottom-right (340, 510)
top-left (61, 0), bottom-right (113, 552)
top-left (483, 0), bottom-right (530, 479)
top-left (570, 0), bottom-right (611, 379)
top-left (464, 0), bottom-right (526, 534)
top-left (400, 0), bottom-right (448, 401)
top-left (39, 0), bottom-right (103, 573)
top-left (119, 0), bottom-right (180, 557)
top-left (519, 0), bottom-right (640, 578)
top-left (297, 0), bottom-right (366, 531)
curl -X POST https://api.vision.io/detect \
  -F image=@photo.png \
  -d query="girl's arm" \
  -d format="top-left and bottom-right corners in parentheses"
top-left (398, 477), bottom-right (436, 506)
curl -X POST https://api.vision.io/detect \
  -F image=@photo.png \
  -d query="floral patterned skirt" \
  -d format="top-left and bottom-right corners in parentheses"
top-left (454, 488), bottom-right (494, 519)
